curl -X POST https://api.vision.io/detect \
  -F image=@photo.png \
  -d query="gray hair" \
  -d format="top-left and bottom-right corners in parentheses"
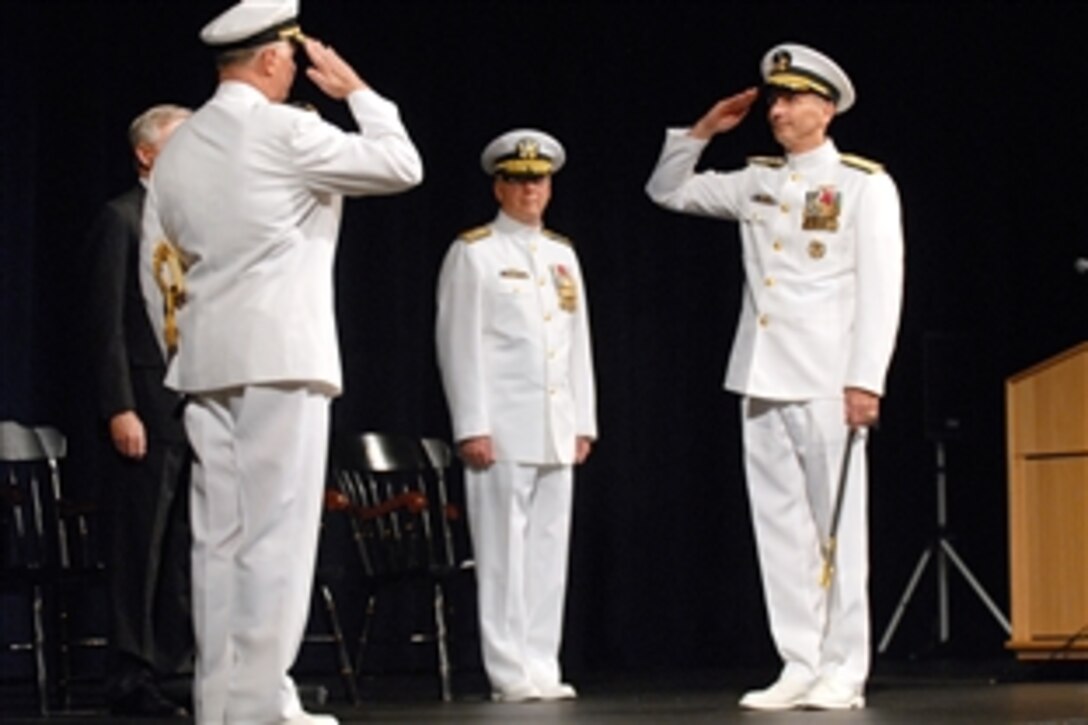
top-left (214, 45), bottom-right (261, 71)
top-left (128, 104), bottom-right (191, 151)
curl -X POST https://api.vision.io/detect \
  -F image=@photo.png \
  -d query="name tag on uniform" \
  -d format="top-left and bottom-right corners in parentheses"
top-left (499, 268), bottom-right (530, 279)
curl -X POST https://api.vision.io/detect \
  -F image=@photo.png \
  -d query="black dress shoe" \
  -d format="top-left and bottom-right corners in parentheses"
top-left (110, 684), bottom-right (190, 718)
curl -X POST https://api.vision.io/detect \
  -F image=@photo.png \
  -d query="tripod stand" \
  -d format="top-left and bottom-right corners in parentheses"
top-left (877, 439), bottom-right (1011, 653)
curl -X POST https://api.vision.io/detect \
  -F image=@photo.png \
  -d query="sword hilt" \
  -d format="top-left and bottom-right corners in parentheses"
top-left (820, 538), bottom-right (837, 589)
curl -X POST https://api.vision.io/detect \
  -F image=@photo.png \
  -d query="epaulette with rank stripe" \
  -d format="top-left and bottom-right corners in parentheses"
top-left (840, 153), bottom-right (884, 174)
top-left (458, 225), bottom-right (492, 243)
top-left (542, 229), bottom-right (572, 246)
top-left (747, 155), bottom-right (786, 168)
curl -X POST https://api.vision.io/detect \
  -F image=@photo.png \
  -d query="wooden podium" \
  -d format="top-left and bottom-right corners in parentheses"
top-left (1006, 342), bottom-right (1088, 659)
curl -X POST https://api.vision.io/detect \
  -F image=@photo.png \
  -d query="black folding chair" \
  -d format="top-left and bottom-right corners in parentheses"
top-left (329, 432), bottom-right (471, 701)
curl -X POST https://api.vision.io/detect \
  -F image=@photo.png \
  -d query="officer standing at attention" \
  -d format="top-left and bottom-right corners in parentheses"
top-left (139, 1), bottom-right (423, 723)
top-left (436, 129), bottom-right (597, 703)
top-left (646, 44), bottom-right (903, 710)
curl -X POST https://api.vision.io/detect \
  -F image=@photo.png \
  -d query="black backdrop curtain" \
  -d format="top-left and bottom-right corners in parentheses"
top-left (2, 0), bottom-right (1086, 676)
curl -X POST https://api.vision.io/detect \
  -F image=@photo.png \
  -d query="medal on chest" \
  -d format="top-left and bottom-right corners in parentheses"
top-left (551, 264), bottom-right (578, 312)
top-left (802, 185), bottom-right (841, 232)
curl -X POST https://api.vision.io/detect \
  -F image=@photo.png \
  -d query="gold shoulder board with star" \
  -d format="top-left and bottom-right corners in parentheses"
top-left (840, 153), bottom-right (884, 174)
top-left (542, 229), bottom-right (572, 246)
top-left (458, 225), bottom-right (492, 244)
top-left (748, 155), bottom-right (787, 168)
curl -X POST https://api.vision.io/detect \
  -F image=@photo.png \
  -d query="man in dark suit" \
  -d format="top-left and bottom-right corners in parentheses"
top-left (87, 104), bottom-right (193, 717)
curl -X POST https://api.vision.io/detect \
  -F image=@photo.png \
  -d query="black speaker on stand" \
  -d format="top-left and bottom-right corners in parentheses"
top-left (877, 332), bottom-right (1010, 653)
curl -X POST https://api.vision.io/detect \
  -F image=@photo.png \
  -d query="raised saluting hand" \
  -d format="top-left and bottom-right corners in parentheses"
top-left (303, 37), bottom-right (368, 99)
top-left (690, 87), bottom-right (760, 140)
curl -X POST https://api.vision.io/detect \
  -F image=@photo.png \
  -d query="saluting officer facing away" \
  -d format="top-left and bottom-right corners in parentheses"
top-left (139, 0), bottom-right (422, 723)
top-left (646, 44), bottom-right (904, 710)
top-left (436, 130), bottom-right (597, 703)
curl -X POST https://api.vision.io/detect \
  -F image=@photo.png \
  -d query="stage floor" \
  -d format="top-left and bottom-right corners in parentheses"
top-left (2, 662), bottom-right (1086, 723)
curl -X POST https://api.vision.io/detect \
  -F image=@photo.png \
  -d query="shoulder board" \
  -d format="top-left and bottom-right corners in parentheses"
top-left (458, 225), bottom-right (492, 243)
top-left (747, 155), bottom-right (786, 168)
top-left (542, 229), bottom-right (572, 246)
top-left (283, 100), bottom-right (319, 115)
top-left (840, 153), bottom-right (884, 174)
top-left (287, 100), bottom-right (317, 113)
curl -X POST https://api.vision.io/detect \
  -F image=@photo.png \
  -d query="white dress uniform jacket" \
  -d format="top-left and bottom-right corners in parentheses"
top-left (436, 211), bottom-right (597, 463)
top-left (646, 131), bottom-right (903, 398)
top-left (141, 81), bottom-right (423, 396)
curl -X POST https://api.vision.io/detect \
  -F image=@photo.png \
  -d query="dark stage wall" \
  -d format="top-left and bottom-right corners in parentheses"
top-left (2, 0), bottom-right (1085, 676)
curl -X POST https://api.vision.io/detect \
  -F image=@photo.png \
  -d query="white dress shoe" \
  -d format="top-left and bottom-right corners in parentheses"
top-left (282, 713), bottom-right (339, 725)
top-left (536, 682), bottom-right (577, 701)
top-left (803, 679), bottom-right (865, 710)
top-left (491, 683), bottom-right (541, 703)
top-left (738, 677), bottom-right (813, 711)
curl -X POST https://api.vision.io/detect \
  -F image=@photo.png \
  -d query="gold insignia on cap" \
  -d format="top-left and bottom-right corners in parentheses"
top-left (517, 138), bottom-right (540, 159)
top-left (765, 47), bottom-right (836, 102)
top-left (278, 25), bottom-right (306, 44)
top-left (767, 72), bottom-right (834, 99)
top-left (496, 138), bottom-right (553, 176)
top-left (760, 43), bottom-right (854, 113)
top-left (484, 129), bottom-right (565, 177)
top-left (772, 50), bottom-right (792, 73)
top-left (808, 240), bottom-right (827, 259)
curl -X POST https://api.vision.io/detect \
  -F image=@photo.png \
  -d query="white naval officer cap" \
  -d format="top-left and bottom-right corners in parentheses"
top-left (200, 0), bottom-right (305, 51)
top-left (481, 129), bottom-right (566, 178)
top-left (761, 43), bottom-right (855, 114)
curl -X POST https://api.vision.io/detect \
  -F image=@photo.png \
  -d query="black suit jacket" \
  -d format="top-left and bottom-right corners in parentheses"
top-left (87, 185), bottom-right (194, 676)
top-left (88, 185), bottom-right (184, 442)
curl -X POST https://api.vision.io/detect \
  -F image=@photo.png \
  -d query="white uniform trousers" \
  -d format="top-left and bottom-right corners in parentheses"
top-left (742, 397), bottom-right (870, 690)
top-left (184, 384), bottom-right (330, 725)
top-left (465, 461), bottom-right (573, 693)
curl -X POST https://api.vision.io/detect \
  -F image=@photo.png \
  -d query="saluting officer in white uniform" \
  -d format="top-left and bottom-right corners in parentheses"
top-left (646, 44), bottom-right (903, 711)
top-left (435, 129), bottom-right (597, 703)
top-left (139, 1), bottom-right (422, 723)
